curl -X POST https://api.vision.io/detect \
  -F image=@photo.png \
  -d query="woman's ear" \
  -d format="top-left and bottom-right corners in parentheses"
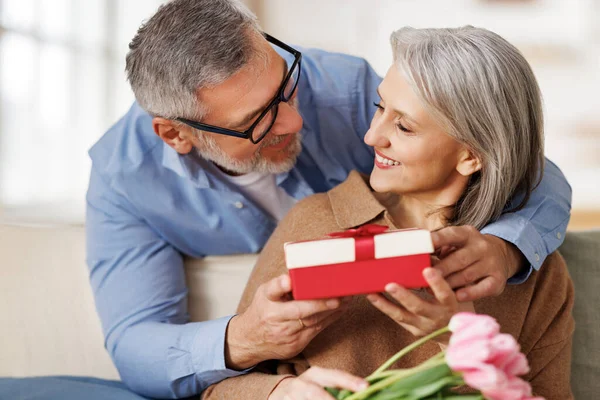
top-left (152, 117), bottom-right (194, 154)
top-left (456, 148), bottom-right (482, 177)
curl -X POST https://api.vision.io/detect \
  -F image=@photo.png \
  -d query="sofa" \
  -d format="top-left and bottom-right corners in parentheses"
top-left (0, 223), bottom-right (598, 399)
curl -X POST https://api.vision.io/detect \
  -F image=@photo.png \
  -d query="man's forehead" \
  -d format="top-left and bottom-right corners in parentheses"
top-left (198, 45), bottom-right (286, 124)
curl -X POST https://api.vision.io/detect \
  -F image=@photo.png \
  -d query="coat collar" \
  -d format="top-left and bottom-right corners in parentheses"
top-left (327, 170), bottom-right (389, 229)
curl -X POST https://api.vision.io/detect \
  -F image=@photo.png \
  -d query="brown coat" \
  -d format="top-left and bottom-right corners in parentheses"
top-left (202, 171), bottom-right (574, 400)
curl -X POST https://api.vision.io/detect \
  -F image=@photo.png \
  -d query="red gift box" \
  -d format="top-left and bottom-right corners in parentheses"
top-left (284, 224), bottom-right (434, 300)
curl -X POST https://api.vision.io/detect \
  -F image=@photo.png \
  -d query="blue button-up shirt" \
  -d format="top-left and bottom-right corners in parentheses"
top-left (86, 47), bottom-right (571, 399)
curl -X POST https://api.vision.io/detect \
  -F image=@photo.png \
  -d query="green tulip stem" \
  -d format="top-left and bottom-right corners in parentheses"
top-left (369, 326), bottom-right (450, 377)
top-left (345, 358), bottom-right (448, 400)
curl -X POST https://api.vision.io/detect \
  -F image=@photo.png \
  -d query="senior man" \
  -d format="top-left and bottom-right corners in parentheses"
top-left (0, 0), bottom-right (571, 399)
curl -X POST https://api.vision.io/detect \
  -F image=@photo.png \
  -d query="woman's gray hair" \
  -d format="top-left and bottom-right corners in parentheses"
top-left (390, 26), bottom-right (544, 229)
top-left (126, 0), bottom-right (262, 120)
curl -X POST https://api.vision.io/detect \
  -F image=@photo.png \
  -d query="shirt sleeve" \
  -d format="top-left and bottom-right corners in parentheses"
top-left (86, 167), bottom-right (249, 399)
top-left (481, 158), bottom-right (572, 284)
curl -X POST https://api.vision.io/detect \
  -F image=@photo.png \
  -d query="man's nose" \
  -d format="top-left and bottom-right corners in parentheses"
top-left (269, 100), bottom-right (303, 136)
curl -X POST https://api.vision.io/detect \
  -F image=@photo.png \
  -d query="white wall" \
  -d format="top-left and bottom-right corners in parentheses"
top-left (0, 0), bottom-right (598, 224)
top-left (258, 0), bottom-right (600, 209)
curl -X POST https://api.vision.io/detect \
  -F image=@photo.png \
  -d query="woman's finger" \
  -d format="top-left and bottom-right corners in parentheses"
top-left (367, 293), bottom-right (418, 325)
top-left (423, 268), bottom-right (457, 307)
top-left (383, 283), bottom-right (439, 319)
top-left (284, 379), bottom-right (334, 400)
top-left (367, 294), bottom-right (428, 336)
top-left (302, 366), bottom-right (368, 393)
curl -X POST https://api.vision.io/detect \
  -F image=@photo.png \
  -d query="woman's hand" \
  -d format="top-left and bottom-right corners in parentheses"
top-left (268, 367), bottom-right (368, 400)
top-left (366, 268), bottom-right (474, 340)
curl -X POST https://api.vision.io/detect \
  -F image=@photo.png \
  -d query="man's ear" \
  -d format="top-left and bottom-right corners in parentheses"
top-left (456, 148), bottom-right (482, 177)
top-left (152, 117), bottom-right (194, 155)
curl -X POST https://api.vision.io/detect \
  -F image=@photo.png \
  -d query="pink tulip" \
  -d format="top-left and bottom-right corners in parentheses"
top-left (503, 352), bottom-right (530, 377)
top-left (448, 312), bottom-right (500, 346)
top-left (488, 334), bottom-right (530, 376)
top-left (462, 363), bottom-right (508, 391)
top-left (445, 313), bottom-right (542, 399)
top-left (481, 375), bottom-right (533, 400)
top-left (446, 338), bottom-right (492, 370)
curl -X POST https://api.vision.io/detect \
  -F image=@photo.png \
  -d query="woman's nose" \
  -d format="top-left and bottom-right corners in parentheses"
top-left (364, 119), bottom-right (391, 148)
top-left (269, 100), bottom-right (303, 136)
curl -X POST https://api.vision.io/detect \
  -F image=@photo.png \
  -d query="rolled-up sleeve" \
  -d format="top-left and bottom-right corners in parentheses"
top-left (86, 167), bottom-right (248, 398)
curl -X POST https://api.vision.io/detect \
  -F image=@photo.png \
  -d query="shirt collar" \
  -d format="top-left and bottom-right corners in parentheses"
top-left (327, 170), bottom-right (388, 229)
top-left (161, 144), bottom-right (210, 188)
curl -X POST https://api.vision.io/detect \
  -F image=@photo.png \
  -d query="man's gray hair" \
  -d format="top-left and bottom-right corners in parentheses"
top-left (390, 26), bottom-right (545, 229)
top-left (126, 0), bottom-right (261, 120)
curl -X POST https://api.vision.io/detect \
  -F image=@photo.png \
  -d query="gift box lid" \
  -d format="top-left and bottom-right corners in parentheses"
top-left (285, 228), bottom-right (434, 269)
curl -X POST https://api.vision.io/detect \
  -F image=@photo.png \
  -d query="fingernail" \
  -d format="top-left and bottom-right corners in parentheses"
top-left (357, 380), bottom-right (369, 390)
top-left (423, 268), bottom-right (437, 279)
top-left (457, 292), bottom-right (467, 301)
top-left (366, 294), bottom-right (377, 303)
top-left (385, 283), bottom-right (398, 292)
top-left (326, 299), bottom-right (340, 309)
top-left (280, 275), bottom-right (290, 290)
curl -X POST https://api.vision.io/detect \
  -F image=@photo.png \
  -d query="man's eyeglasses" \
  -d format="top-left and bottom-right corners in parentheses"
top-left (177, 34), bottom-right (302, 145)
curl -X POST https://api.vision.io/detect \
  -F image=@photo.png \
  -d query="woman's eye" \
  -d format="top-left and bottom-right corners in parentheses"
top-left (373, 101), bottom-right (384, 110)
top-left (396, 122), bottom-right (412, 134)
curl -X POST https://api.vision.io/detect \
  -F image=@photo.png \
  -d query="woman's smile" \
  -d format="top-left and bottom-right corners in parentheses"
top-left (374, 149), bottom-right (401, 169)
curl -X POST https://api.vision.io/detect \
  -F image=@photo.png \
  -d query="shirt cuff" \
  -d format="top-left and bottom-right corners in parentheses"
top-left (191, 315), bottom-right (254, 385)
top-left (481, 213), bottom-right (547, 284)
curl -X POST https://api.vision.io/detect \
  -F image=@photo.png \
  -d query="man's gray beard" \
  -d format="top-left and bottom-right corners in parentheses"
top-left (195, 132), bottom-right (302, 175)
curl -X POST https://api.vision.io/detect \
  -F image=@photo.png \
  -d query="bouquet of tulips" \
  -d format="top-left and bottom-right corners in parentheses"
top-left (325, 313), bottom-right (543, 400)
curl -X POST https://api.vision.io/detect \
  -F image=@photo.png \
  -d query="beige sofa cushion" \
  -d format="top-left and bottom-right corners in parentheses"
top-left (0, 224), bottom-right (117, 379)
top-left (0, 223), bottom-right (256, 380)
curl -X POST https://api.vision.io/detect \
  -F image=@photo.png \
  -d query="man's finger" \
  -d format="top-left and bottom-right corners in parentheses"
top-left (299, 309), bottom-right (346, 341)
top-left (300, 308), bottom-right (344, 328)
top-left (430, 226), bottom-right (474, 250)
top-left (433, 247), bottom-right (479, 278)
top-left (445, 264), bottom-right (486, 289)
top-left (303, 367), bottom-right (368, 393)
top-left (455, 276), bottom-right (502, 302)
top-left (264, 274), bottom-right (293, 301)
top-left (278, 297), bottom-right (342, 321)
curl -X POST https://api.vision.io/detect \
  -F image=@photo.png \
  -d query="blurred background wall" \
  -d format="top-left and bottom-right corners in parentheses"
top-left (0, 0), bottom-right (598, 228)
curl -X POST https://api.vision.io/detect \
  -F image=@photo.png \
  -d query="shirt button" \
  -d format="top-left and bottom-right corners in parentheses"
top-left (535, 253), bottom-right (540, 262)
top-left (556, 232), bottom-right (562, 239)
top-left (234, 201), bottom-right (244, 209)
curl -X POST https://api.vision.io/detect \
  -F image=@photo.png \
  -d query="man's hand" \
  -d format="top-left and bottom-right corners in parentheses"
top-left (225, 274), bottom-right (349, 370)
top-left (431, 226), bottom-right (526, 302)
top-left (268, 367), bottom-right (368, 400)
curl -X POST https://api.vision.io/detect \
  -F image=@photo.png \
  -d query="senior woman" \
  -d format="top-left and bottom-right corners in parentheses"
top-left (203, 26), bottom-right (574, 400)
